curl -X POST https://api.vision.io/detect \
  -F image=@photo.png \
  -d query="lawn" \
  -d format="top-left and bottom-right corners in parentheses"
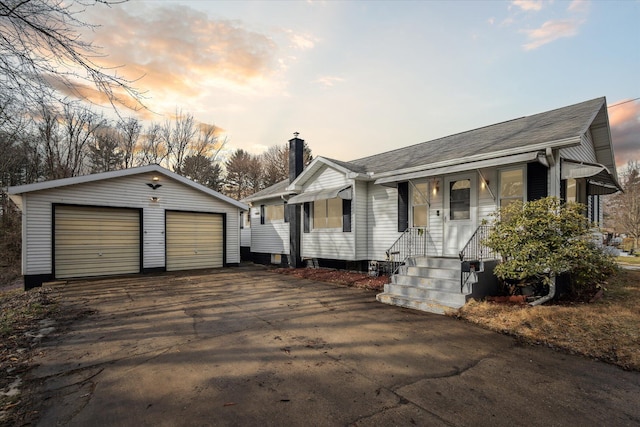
top-left (616, 256), bottom-right (640, 265)
top-left (455, 269), bottom-right (640, 371)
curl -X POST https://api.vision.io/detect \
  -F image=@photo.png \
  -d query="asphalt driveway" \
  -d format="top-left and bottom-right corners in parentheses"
top-left (27, 265), bottom-right (640, 426)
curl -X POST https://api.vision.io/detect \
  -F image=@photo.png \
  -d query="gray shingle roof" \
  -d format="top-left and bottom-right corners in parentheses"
top-left (242, 179), bottom-right (292, 203)
top-left (246, 97), bottom-right (606, 201)
top-left (346, 97), bottom-right (605, 174)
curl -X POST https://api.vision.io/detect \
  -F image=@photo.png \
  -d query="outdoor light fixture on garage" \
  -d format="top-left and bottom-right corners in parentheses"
top-left (147, 176), bottom-right (162, 190)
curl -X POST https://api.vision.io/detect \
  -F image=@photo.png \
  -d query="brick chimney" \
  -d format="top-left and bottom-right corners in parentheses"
top-left (288, 133), bottom-right (304, 268)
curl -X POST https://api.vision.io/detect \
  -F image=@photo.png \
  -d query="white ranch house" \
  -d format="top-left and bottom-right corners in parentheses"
top-left (9, 164), bottom-right (248, 289)
top-left (242, 97), bottom-right (621, 314)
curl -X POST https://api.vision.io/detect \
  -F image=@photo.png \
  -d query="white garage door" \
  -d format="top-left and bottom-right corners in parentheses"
top-left (55, 206), bottom-right (140, 279)
top-left (166, 211), bottom-right (223, 271)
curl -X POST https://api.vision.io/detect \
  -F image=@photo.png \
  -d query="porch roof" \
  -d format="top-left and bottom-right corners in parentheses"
top-left (561, 159), bottom-right (622, 195)
top-left (374, 151), bottom-right (541, 185)
top-left (287, 185), bottom-right (352, 204)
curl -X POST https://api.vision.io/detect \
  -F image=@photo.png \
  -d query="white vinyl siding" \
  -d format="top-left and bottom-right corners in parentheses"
top-left (250, 202), bottom-right (289, 255)
top-left (367, 182), bottom-right (401, 260)
top-left (166, 212), bottom-right (223, 271)
top-left (54, 206), bottom-right (140, 279)
top-left (561, 130), bottom-right (597, 164)
top-left (354, 180), bottom-right (368, 259)
top-left (21, 172), bottom-right (241, 275)
top-left (300, 165), bottom-right (355, 260)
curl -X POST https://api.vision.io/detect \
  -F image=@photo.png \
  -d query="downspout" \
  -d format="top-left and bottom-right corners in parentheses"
top-left (529, 273), bottom-right (556, 306)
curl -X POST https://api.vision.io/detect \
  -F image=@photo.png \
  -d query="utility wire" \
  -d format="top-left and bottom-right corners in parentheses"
top-left (608, 98), bottom-right (640, 108)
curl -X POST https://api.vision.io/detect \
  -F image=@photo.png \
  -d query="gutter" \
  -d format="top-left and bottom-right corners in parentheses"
top-left (371, 137), bottom-right (580, 180)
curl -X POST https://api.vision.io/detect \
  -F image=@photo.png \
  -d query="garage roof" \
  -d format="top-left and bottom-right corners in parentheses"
top-left (8, 164), bottom-right (248, 211)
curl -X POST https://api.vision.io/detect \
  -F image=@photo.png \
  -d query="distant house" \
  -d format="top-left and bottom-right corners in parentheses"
top-left (242, 97), bottom-right (621, 314)
top-left (9, 164), bottom-right (247, 289)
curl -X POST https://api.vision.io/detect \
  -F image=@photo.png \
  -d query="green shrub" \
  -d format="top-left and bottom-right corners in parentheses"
top-left (484, 197), bottom-right (616, 294)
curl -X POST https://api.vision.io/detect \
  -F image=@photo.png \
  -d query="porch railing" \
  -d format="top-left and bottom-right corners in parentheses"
top-left (458, 225), bottom-right (497, 292)
top-left (385, 227), bottom-right (430, 275)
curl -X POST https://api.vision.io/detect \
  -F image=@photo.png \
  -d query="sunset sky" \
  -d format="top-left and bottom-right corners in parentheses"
top-left (78, 0), bottom-right (639, 169)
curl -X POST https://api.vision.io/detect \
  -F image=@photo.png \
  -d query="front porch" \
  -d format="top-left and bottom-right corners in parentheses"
top-left (376, 226), bottom-right (499, 315)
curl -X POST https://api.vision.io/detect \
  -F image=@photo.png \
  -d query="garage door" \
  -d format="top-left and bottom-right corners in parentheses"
top-left (54, 206), bottom-right (140, 279)
top-left (166, 211), bottom-right (223, 271)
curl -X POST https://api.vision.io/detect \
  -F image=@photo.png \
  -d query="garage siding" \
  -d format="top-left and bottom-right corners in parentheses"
top-left (54, 206), bottom-right (140, 279)
top-left (166, 212), bottom-right (223, 271)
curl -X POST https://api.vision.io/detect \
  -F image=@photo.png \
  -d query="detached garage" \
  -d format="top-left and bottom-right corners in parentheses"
top-left (8, 165), bottom-right (247, 289)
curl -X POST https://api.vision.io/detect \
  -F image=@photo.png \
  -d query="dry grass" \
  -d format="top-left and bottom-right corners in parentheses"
top-left (456, 269), bottom-right (640, 371)
top-left (616, 256), bottom-right (640, 265)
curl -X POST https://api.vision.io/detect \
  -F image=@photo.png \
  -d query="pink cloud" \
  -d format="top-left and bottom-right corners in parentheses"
top-left (83, 4), bottom-right (278, 99)
top-left (512, 0), bottom-right (544, 12)
top-left (521, 19), bottom-right (581, 50)
top-left (609, 100), bottom-right (640, 169)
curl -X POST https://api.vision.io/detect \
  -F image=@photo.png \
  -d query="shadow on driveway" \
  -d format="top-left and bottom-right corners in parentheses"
top-left (24, 265), bottom-right (640, 426)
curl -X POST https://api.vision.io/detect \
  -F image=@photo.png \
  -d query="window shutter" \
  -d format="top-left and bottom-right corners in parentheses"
top-left (560, 180), bottom-right (567, 203)
top-left (303, 202), bottom-right (310, 233)
top-left (342, 199), bottom-right (351, 232)
top-left (284, 202), bottom-right (289, 223)
top-left (240, 212), bottom-right (244, 229)
top-left (260, 205), bottom-right (265, 225)
top-left (527, 162), bottom-right (548, 201)
top-left (397, 182), bottom-right (409, 232)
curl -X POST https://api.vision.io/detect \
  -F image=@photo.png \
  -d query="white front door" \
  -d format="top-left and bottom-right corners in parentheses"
top-left (443, 174), bottom-right (477, 257)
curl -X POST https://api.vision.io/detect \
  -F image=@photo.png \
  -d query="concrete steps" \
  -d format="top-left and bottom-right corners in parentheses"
top-left (377, 256), bottom-right (471, 315)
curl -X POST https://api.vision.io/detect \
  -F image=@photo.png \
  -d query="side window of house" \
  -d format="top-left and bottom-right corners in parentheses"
top-left (313, 197), bottom-right (343, 229)
top-left (265, 204), bottom-right (285, 223)
top-left (499, 168), bottom-right (524, 208)
top-left (566, 178), bottom-right (577, 203)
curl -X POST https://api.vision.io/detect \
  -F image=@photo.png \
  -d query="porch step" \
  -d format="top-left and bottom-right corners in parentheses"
top-left (376, 293), bottom-right (460, 315)
top-left (377, 256), bottom-right (470, 315)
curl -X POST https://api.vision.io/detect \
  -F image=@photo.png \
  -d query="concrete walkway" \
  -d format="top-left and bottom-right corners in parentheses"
top-left (27, 265), bottom-right (640, 426)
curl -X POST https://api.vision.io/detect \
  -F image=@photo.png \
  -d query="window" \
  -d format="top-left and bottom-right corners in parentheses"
top-left (313, 197), bottom-right (342, 229)
top-left (411, 181), bottom-right (429, 227)
top-left (450, 179), bottom-right (471, 220)
top-left (499, 168), bottom-right (524, 208)
top-left (566, 178), bottom-right (577, 203)
top-left (265, 204), bottom-right (285, 223)
top-left (240, 212), bottom-right (250, 229)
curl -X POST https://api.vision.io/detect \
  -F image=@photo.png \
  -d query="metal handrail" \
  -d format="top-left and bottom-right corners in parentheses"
top-left (385, 227), bottom-right (429, 275)
top-left (458, 224), bottom-right (496, 262)
top-left (459, 225), bottom-right (497, 292)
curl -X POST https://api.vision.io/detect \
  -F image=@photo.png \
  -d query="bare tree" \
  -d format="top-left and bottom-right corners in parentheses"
top-left (0, 0), bottom-right (144, 110)
top-left (161, 110), bottom-right (197, 173)
top-left (117, 117), bottom-right (141, 168)
top-left (261, 141), bottom-right (313, 187)
top-left (137, 122), bottom-right (167, 166)
top-left (37, 101), bottom-right (104, 179)
top-left (607, 161), bottom-right (640, 250)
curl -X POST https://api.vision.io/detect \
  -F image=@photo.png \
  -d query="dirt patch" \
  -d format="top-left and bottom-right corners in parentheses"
top-left (271, 267), bottom-right (388, 291)
top-left (0, 286), bottom-right (93, 425)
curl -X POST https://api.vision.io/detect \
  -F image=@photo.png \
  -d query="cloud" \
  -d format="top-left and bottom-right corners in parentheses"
top-left (82, 4), bottom-right (280, 105)
top-left (521, 19), bottom-right (582, 50)
top-left (314, 76), bottom-right (345, 87)
top-left (609, 100), bottom-right (640, 168)
top-left (284, 30), bottom-right (317, 50)
top-left (511, 0), bottom-right (544, 12)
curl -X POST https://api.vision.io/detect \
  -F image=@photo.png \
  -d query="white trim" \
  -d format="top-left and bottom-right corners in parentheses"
top-left (8, 164), bottom-right (248, 210)
top-left (374, 151), bottom-right (542, 185)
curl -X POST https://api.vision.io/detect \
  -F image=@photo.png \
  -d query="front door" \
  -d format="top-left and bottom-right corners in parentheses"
top-left (444, 174), bottom-right (477, 257)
